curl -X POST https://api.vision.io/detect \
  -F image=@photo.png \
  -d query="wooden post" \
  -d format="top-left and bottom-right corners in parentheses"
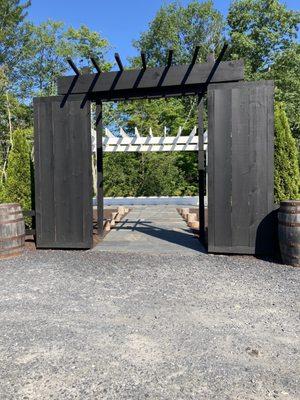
top-left (96, 101), bottom-right (104, 238)
top-left (198, 97), bottom-right (205, 244)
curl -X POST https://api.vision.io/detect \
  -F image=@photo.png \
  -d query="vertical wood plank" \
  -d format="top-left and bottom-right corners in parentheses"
top-left (208, 81), bottom-right (274, 254)
top-left (231, 86), bottom-right (250, 246)
top-left (34, 98), bottom-right (55, 245)
top-left (34, 96), bottom-right (93, 249)
top-left (207, 89), bottom-right (215, 250)
top-left (208, 86), bottom-right (232, 250)
top-left (80, 101), bottom-right (93, 247)
top-left (52, 98), bottom-right (69, 244)
top-left (96, 101), bottom-right (104, 238)
top-left (198, 98), bottom-right (205, 244)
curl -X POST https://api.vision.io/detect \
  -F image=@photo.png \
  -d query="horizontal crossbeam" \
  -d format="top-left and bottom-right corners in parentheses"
top-left (92, 126), bottom-right (208, 153)
top-left (103, 143), bottom-right (200, 152)
top-left (57, 60), bottom-right (244, 101)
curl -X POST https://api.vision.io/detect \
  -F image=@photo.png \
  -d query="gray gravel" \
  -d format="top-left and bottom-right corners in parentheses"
top-left (0, 249), bottom-right (299, 399)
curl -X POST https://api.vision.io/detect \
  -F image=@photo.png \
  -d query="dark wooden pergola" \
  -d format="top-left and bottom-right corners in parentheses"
top-left (33, 45), bottom-right (275, 255)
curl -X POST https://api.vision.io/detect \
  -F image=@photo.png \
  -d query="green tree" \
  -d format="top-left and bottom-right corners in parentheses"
top-left (0, 66), bottom-right (32, 184)
top-left (2, 128), bottom-right (32, 211)
top-left (0, 0), bottom-right (31, 84)
top-left (108, 0), bottom-right (223, 196)
top-left (103, 151), bottom-right (193, 197)
top-left (274, 103), bottom-right (299, 203)
top-left (227, 0), bottom-right (300, 75)
top-left (133, 0), bottom-right (224, 66)
top-left (227, 0), bottom-right (300, 140)
top-left (103, 153), bottom-right (140, 197)
top-left (136, 153), bottom-right (188, 196)
top-left (118, 98), bottom-right (193, 136)
top-left (18, 20), bottom-right (111, 97)
top-left (120, 0), bottom-right (225, 133)
top-left (264, 44), bottom-right (300, 139)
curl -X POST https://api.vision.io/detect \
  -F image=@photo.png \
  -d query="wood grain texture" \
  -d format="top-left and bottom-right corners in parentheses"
top-left (0, 203), bottom-right (25, 259)
top-left (96, 101), bottom-right (104, 238)
top-left (57, 60), bottom-right (244, 100)
top-left (208, 81), bottom-right (274, 255)
top-left (208, 86), bottom-right (232, 250)
top-left (198, 99), bottom-right (205, 243)
top-left (34, 96), bottom-right (93, 249)
top-left (278, 201), bottom-right (300, 267)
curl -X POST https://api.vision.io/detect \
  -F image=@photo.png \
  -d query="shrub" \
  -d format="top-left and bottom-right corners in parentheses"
top-left (2, 128), bottom-right (33, 211)
top-left (274, 103), bottom-right (300, 203)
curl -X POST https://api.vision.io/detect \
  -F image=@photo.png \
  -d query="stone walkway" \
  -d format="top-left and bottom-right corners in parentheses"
top-left (93, 205), bottom-right (205, 254)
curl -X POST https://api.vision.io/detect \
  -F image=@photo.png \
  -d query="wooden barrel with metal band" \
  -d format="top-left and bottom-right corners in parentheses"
top-left (0, 203), bottom-right (25, 259)
top-left (278, 200), bottom-right (300, 267)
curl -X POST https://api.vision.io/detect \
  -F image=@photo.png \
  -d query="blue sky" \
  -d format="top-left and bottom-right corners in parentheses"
top-left (28, 0), bottom-right (299, 66)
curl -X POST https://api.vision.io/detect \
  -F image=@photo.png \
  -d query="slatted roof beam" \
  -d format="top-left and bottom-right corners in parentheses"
top-left (119, 127), bottom-right (128, 138)
top-left (167, 49), bottom-right (174, 67)
top-left (134, 127), bottom-right (140, 137)
top-left (90, 57), bottom-right (101, 74)
top-left (191, 46), bottom-right (200, 66)
top-left (141, 52), bottom-right (147, 69)
top-left (176, 126), bottom-right (183, 138)
top-left (115, 53), bottom-right (124, 71)
top-left (105, 128), bottom-right (115, 138)
top-left (67, 58), bottom-right (80, 76)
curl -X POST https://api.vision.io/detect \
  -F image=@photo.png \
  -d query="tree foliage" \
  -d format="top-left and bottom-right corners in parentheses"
top-left (18, 21), bottom-right (111, 97)
top-left (274, 103), bottom-right (299, 203)
top-left (0, 0), bottom-right (299, 201)
top-left (265, 44), bottom-right (300, 139)
top-left (106, 0), bottom-right (225, 196)
top-left (1, 128), bottom-right (32, 210)
top-left (228, 0), bottom-right (300, 139)
top-left (0, 0), bottom-right (30, 83)
top-left (227, 0), bottom-right (300, 74)
top-left (103, 152), bottom-right (192, 197)
top-left (133, 0), bottom-right (224, 66)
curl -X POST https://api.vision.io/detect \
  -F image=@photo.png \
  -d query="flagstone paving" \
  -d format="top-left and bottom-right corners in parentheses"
top-left (93, 205), bottom-right (204, 254)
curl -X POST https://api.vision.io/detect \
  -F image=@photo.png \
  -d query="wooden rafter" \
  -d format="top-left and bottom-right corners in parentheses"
top-left (91, 126), bottom-right (208, 153)
top-left (58, 51), bottom-right (243, 101)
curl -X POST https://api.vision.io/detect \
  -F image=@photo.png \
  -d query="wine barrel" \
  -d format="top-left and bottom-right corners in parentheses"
top-left (0, 203), bottom-right (25, 259)
top-left (278, 200), bottom-right (300, 267)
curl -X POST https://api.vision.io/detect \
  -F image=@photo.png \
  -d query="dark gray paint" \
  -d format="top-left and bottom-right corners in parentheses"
top-left (208, 81), bottom-right (274, 254)
top-left (96, 101), bottom-right (104, 238)
top-left (57, 60), bottom-right (244, 101)
top-left (197, 99), bottom-right (205, 243)
top-left (34, 96), bottom-right (93, 249)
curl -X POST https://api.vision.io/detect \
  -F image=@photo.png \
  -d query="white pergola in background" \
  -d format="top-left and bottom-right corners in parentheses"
top-left (91, 126), bottom-right (208, 153)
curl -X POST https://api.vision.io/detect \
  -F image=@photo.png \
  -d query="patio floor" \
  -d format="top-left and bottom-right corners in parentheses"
top-left (93, 205), bottom-right (204, 254)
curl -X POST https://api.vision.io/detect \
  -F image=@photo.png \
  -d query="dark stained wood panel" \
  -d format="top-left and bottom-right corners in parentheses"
top-left (208, 81), bottom-right (274, 254)
top-left (34, 96), bottom-right (93, 249)
top-left (208, 86), bottom-right (232, 249)
top-left (57, 60), bottom-right (244, 100)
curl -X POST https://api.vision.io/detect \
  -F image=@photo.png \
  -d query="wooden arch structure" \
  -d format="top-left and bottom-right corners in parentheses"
top-left (34, 45), bottom-right (275, 254)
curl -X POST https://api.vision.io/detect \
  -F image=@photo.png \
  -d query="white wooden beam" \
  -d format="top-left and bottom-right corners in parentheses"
top-left (119, 127), bottom-right (128, 138)
top-left (95, 126), bottom-right (208, 153)
top-left (105, 127), bottom-right (115, 138)
top-left (176, 126), bottom-right (182, 138)
top-left (134, 127), bottom-right (140, 137)
top-left (104, 143), bottom-right (199, 152)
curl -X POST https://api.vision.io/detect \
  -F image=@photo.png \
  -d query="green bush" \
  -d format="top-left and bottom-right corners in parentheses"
top-left (2, 128), bottom-right (33, 211)
top-left (274, 103), bottom-right (300, 203)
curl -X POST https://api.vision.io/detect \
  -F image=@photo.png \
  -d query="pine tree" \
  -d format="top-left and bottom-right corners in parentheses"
top-left (274, 103), bottom-right (299, 203)
top-left (2, 128), bottom-right (32, 210)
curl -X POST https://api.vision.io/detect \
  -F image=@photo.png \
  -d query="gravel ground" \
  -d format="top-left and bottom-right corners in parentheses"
top-left (0, 249), bottom-right (299, 400)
